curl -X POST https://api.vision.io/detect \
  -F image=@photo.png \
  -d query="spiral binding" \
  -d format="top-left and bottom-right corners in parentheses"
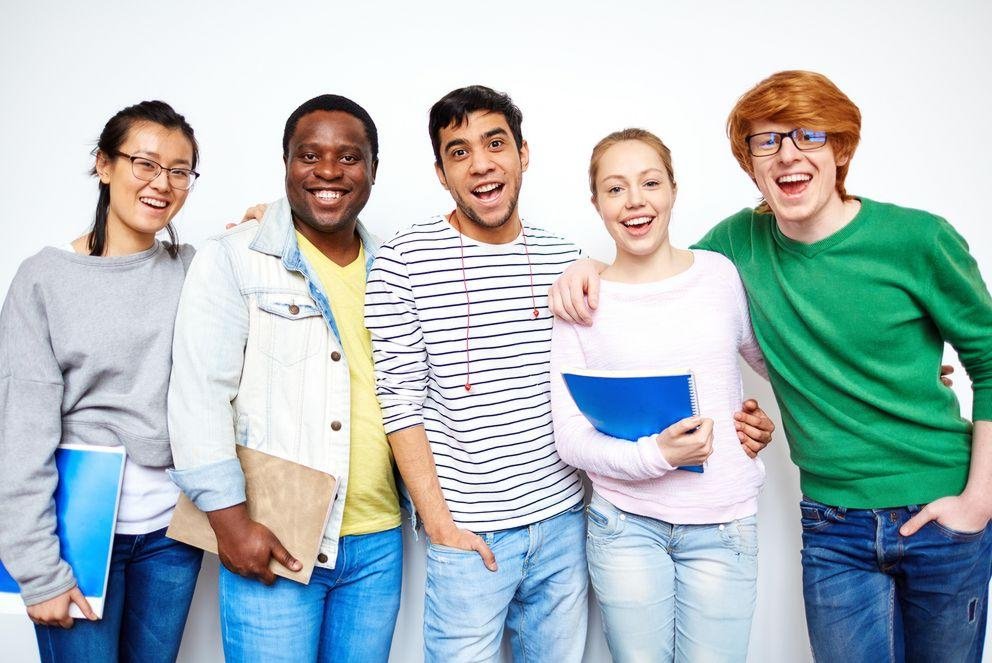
top-left (687, 373), bottom-right (700, 417)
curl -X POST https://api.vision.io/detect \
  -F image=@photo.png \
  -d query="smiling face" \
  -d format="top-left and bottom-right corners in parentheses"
top-left (435, 110), bottom-right (528, 241)
top-left (748, 120), bottom-right (848, 232)
top-left (284, 110), bottom-right (377, 238)
top-left (592, 140), bottom-right (676, 261)
top-left (96, 122), bottom-right (194, 244)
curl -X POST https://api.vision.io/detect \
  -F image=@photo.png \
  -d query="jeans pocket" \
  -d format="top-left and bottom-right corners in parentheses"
top-left (426, 539), bottom-right (479, 556)
top-left (586, 497), bottom-right (624, 543)
top-left (929, 520), bottom-right (989, 543)
top-left (719, 516), bottom-right (759, 557)
top-left (799, 497), bottom-right (833, 532)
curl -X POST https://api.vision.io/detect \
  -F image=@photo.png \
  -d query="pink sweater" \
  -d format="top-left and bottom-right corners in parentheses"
top-left (550, 250), bottom-right (768, 524)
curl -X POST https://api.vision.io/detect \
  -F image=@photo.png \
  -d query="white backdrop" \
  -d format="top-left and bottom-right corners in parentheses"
top-left (2, 1), bottom-right (991, 661)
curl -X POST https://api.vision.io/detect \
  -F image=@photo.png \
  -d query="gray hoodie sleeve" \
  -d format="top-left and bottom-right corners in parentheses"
top-left (0, 258), bottom-right (76, 605)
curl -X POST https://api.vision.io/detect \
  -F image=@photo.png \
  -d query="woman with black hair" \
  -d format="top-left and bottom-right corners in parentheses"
top-left (0, 100), bottom-right (203, 662)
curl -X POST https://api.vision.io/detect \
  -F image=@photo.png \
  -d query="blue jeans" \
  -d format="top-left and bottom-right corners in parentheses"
top-left (219, 526), bottom-right (402, 663)
top-left (800, 496), bottom-right (992, 662)
top-left (585, 492), bottom-right (758, 663)
top-left (423, 502), bottom-right (588, 663)
top-left (34, 527), bottom-right (202, 663)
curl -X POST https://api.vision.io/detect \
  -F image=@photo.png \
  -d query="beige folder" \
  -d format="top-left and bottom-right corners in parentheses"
top-left (166, 445), bottom-right (337, 584)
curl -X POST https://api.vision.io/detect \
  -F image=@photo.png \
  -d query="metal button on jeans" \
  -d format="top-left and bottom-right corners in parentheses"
top-left (288, 304), bottom-right (300, 315)
top-left (317, 553), bottom-right (328, 563)
top-left (331, 351), bottom-right (341, 361)
top-left (330, 421), bottom-right (342, 431)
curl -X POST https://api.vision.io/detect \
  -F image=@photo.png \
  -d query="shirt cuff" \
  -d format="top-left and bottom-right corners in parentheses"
top-left (168, 458), bottom-right (246, 512)
top-left (637, 434), bottom-right (676, 476)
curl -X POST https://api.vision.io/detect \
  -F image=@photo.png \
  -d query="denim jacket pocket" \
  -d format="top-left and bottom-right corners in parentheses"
top-left (255, 295), bottom-right (324, 366)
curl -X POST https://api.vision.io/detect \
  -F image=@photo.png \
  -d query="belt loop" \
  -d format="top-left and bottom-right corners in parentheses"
top-left (835, 505), bottom-right (848, 518)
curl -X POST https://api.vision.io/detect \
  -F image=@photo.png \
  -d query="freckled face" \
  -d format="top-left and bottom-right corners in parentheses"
top-left (749, 120), bottom-right (847, 229)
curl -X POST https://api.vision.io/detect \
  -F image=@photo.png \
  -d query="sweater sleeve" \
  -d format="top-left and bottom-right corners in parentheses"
top-left (550, 317), bottom-right (674, 480)
top-left (924, 218), bottom-right (992, 421)
top-left (731, 267), bottom-right (768, 380)
top-left (0, 261), bottom-right (77, 605)
top-left (364, 244), bottom-right (429, 434)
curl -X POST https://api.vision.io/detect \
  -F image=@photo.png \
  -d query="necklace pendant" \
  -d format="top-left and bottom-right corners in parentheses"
top-left (532, 308), bottom-right (539, 318)
top-left (464, 383), bottom-right (472, 392)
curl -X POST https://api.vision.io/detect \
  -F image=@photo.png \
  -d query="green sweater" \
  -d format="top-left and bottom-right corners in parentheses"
top-left (695, 198), bottom-right (992, 508)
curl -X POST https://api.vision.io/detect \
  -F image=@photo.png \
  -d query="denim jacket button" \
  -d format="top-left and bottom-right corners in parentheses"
top-left (317, 553), bottom-right (328, 563)
top-left (331, 351), bottom-right (342, 361)
top-left (330, 421), bottom-right (342, 431)
top-left (288, 304), bottom-right (300, 315)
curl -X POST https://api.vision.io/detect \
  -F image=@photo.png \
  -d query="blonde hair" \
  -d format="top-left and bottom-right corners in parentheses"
top-left (589, 128), bottom-right (675, 196)
top-left (727, 70), bottom-right (861, 212)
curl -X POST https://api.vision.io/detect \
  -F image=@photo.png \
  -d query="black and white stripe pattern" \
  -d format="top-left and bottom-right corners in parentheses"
top-left (365, 216), bottom-right (584, 531)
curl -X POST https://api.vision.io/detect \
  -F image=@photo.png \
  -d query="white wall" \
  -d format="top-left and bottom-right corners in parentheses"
top-left (2, 1), bottom-right (990, 661)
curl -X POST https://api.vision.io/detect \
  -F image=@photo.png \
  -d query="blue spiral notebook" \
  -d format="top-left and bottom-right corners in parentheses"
top-left (561, 368), bottom-right (703, 472)
top-left (0, 444), bottom-right (126, 618)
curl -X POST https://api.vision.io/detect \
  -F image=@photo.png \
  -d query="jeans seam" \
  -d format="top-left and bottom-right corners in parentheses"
top-left (887, 580), bottom-right (896, 662)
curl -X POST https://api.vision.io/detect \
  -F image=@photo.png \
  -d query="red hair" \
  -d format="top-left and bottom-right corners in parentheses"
top-left (727, 71), bottom-right (861, 212)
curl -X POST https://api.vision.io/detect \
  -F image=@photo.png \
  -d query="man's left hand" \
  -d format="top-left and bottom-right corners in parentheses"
top-left (900, 493), bottom-right (992, 537)
top-left (735, 399), bottom-right (775, 458)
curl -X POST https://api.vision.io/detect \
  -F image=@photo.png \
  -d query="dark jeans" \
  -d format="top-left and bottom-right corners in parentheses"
top-left (35, 527), bottom-right (202, 663)
top-left (800, 496), bottom-right (992, 663)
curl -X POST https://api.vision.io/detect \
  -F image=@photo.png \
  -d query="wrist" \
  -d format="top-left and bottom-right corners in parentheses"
top-left (958, 489), bottom-right (992, 518)
top-left (424, 519), bottom-right (459, 542)
top-left (206, 502), bottom-right (251, 535)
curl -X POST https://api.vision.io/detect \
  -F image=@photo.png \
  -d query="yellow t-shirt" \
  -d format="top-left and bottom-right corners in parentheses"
top-left (297, 233), bottom-right (400, 536)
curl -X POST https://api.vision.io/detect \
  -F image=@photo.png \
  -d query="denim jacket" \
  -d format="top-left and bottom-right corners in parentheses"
top-left (168, 198), bottom-right (381, 568)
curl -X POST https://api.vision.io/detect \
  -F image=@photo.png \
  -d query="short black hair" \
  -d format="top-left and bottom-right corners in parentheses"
top-left (282, 94), bottom-right (379, 162)
top-left (428, 85), bottom-right (523, 166)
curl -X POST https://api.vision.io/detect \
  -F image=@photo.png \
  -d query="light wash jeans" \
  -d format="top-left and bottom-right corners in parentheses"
top-left (34, 527), bottom-right (202, 663)
top-left (218, 526), bottom-right (402, 663)
top-left (423, 502), bottom-right (587, 663)
top-left (800, 496), bottom-right (992, 662)
top-left (585, 492), bottom-right (757, 663)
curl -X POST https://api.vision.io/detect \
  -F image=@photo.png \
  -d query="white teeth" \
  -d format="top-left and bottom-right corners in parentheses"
top-left (140, 197), bottom-right (167, 208)
top-left (314, 190), bottom-right (343, 200)
top-left (473, 183), bottom-right (501, 193)
top-left (777, 173), bottom-right (811, 184)
top-left (622, 217), bottom-right (652, 227)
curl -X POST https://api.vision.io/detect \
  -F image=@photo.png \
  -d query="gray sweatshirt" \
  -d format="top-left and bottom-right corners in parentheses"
top-left (0, 241), bottom-right (194, 604)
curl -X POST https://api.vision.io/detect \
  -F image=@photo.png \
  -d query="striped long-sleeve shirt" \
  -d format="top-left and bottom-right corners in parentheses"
top-left (365, 215), bottom-right (584, 532)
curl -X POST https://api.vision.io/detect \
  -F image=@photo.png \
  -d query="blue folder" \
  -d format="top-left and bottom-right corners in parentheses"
top-left (561, 368), bottom-right (703, 472)
top-left (0, 444), bottom-right (126, 617)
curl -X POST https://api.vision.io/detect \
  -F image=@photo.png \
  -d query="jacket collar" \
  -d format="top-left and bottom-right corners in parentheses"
top-left (249, 197), bottom-right (379, 271)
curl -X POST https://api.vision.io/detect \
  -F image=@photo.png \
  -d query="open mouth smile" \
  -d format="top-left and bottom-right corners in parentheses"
top-left (472, 182), bottom-right (504, 203)
top-left (776, 173), bottom-right (812, 196)
top-left (619, 215), bottom-right (654, 235)
top-left (140, 196), bottom-right (168, 209)
top-left (310, 188), bottom-right (348, 204)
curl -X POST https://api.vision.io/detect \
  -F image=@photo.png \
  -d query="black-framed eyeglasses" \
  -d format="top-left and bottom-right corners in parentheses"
top-left (114, 152), bottom-right (200, 190)
top-left (745, 128), bottom-right (828, 157)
